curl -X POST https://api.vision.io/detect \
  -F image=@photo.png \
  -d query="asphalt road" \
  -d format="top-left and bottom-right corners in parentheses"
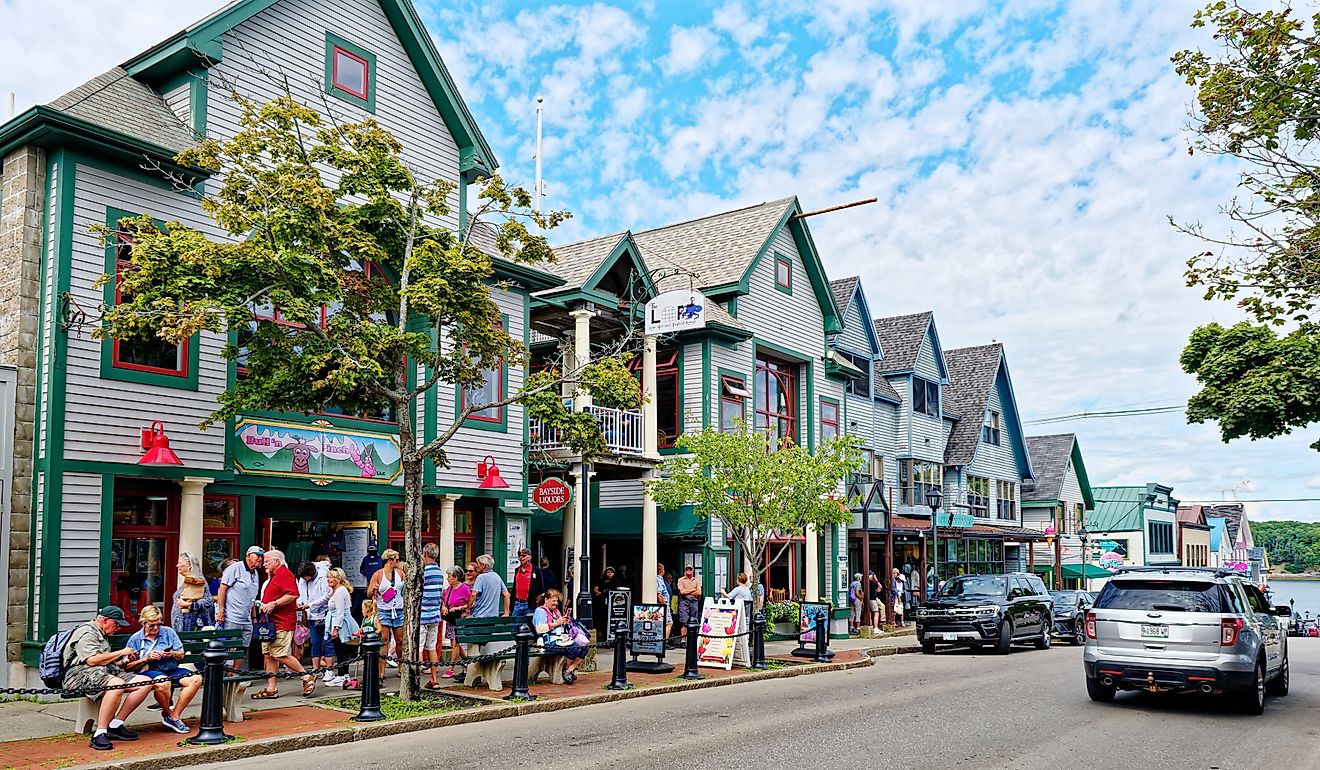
top-left (201, 638), bottom-right (1320, 770)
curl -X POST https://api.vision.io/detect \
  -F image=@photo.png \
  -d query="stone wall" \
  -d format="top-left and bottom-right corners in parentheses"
top-left (0, 145), bottom-right (45, 663)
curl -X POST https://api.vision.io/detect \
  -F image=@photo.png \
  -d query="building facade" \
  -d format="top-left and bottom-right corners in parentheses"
top-left (1022, 433), bottom-right (1100, 589)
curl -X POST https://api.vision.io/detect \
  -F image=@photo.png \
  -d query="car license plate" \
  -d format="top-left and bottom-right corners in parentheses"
top-left (942, 633), bottom-right (958, 641)
top-left (1140, 624), bottom-right (1169, 639)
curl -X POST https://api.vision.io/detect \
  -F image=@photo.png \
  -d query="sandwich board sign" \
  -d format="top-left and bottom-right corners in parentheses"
top-left (696, 597), bottom-right (749, 670)
top-left (645, 289), bottom-right (707, 336)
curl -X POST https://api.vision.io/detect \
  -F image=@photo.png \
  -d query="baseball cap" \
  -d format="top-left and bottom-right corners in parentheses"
top-left (518, 548), bottom-right (532, 556)
top-left (97, 606), bottom-right (132, 627)
top-left (246, 546), bottom-right (265, 557)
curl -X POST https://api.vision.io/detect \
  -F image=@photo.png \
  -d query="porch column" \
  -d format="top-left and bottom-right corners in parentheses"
top-left (641, 337), bottom-right (659, 603)
top-left (571, 462), bottom-right (588, 612)
top-left (569, 308), bottom-right (595, 411)
top-left (177, 477), bottom-right (215, 564)
top-left (642, 337), bottom-right (658, 458)
top-left (439, 494), bottom-right (461, 568)
top-left (805, 524), bottom-right (820, 602)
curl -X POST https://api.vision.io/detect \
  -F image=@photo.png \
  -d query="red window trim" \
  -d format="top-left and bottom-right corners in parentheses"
top-left (755, 355), bottom-right (797, 445)
top-left (332, 46), bottom-right (370, 100)
top-left (775, 256), bottom-right (792, 290)
top-left (460, 321), bottom-right (506, 423)
top-left (629, 348), bottom-right (681, 448)
top-left (821, 400), bottom-right (839, 439)
top-left (111, 239), bottom-right (189, 378)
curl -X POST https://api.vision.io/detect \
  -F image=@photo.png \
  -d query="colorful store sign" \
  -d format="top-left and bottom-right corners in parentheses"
top-left (232, 418), bottom-right (402, 484)
top-left (798, 601), bottom-right (831, 643)
top-left (696, 598), bottom-right (744, 670)
top-left (533, 478), bottom-right (573, 513)
top-left (631, 603), bottom-right (668, 656)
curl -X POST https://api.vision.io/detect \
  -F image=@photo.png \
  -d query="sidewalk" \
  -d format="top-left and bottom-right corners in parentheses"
top-left (0, 633), bottom-right (918, 769)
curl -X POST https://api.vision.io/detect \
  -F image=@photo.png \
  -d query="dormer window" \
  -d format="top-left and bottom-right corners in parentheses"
top-left (325, 33), bottom-right (376, 112)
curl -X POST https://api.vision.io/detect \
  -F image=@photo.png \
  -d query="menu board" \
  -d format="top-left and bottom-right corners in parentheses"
top-left (799, 602), bottom-right (831, 643)
top-left (696, 598), bottom-right (744, 670)
top-left (630, 603), bottom-right (667, 656)
top-left (606, 588), bottom-right (631, 643)
top-left (341, 527), bottom-right (372, 588)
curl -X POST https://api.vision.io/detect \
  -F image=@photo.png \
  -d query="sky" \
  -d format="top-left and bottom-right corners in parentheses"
top-left (1, 0), bottom-right (1316, 521)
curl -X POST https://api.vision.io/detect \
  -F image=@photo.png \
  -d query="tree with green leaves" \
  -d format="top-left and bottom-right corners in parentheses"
top-left (96, 92), bottom-right (639, 699)
top-left (1174, 1), bottom-right (1320, 450)
top-left (646, 429), bottom-right (862, 611)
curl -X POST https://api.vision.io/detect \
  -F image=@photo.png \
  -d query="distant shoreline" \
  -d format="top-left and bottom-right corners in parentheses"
top-left (1268, 574), bottom-right (1320, 581)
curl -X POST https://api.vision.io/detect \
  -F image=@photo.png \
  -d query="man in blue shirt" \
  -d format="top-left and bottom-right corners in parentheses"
top-left (124, 606), bottom-right (202, 735)
top-left (471, 554), bottom-right (510, 618)
top-left (419, 543), bottom-right (445, 688)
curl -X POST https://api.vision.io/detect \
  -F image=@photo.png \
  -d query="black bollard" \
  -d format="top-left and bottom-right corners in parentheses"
top-left (680, 621), bottom-right (703, 680)
top-left (813, 612), bottom-right (835, 662)
top-left (504, 622), bottom-right (537, 701)
top-left (750, 611), bottom-right (768, 670)
top-left (187, 640), bottom-right (234, 745)
top-left (353, 631), bottom-right (385, 722)
top-left (607, 620), bottom-right (630, 690)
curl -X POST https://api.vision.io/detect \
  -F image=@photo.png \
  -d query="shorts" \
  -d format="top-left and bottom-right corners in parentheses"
top-left (421, 622), bottom-right (440, 651)
top-left (141, 668), bottom-right (193, 685)
top-left (851, 599), bottom-right (863, 623)
top-left (62, 665), bottom-right (118, 701)
top-left (262, 630), bottom-right (293, 659)
top-left (555, 645), bottom-right (588, 661)
top-left (512, 599), bottom-right (529, 617)
top-left (379, 607), bottom-right (404, 628)
top-left (308, 621), bottom-right (328, 658)
top-left (678, 596), bottom-right (700, 626)
top-left (223, 620), bottom-right (253, 648)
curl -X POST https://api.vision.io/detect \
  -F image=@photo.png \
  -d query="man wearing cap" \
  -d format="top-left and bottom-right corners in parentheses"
top-left (511, 548), bottom-right (543, 617)
top-left (216, 546), bottom-right (263, 656)
top-left (63, 607), bottom-right (156, 750)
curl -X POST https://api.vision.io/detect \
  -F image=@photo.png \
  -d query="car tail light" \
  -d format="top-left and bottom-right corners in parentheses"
top-left (1221, 617), bottom-right (1245, 646)
top-left (1085, 612), bottom-right (1097, 639)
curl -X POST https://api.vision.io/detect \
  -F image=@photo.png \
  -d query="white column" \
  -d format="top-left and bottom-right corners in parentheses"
top-left (641, 336), bottom-right (659, 604)
top-left (805, 523), bottom-right (820, 602)
top-left (439, 494), bottom-right (461, 568)
top-left (641, 470), bottom-right (658, 603)
top-left (571, 462), bottom-right (586, 594)
top-left (177, 477), bottom-right (215, 563)
top-left (642, 336), bottom-right (658, 459)
top-left (569, 308), bottom-right (595, 411)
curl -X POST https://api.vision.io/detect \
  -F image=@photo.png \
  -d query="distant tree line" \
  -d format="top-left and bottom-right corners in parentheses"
top-left (1253, 521), bottom-right (1320, 573)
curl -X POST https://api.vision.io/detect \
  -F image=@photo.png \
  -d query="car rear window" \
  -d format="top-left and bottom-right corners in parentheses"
top-left (1093, 580), bottom-right (1230, 613)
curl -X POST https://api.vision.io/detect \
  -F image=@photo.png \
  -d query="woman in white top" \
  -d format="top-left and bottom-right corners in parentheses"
top-left (324, 568), bottom-right (355, 687)
top-left (367, 549), bottom-right (406, 681)
top-left (723, 573), bottom-right (754, 604)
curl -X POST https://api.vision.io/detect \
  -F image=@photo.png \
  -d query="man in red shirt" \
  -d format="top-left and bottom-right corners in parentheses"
top-left (511, 548), bottom-right (543, 617)
top-left (253, 549), bottom-right (315, 698)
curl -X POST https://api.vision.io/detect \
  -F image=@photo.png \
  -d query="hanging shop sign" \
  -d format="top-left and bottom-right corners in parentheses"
top-left (630, 603), bottom-right (668, 656)
top-left (644, 289), bottom-right (707, 336)
top-left (533, 478), bottom-right (573, 513)
top-left (232, 418), bottom-right (402, 485)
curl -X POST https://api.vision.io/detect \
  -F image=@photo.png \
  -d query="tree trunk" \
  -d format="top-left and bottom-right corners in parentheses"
top-left (398, 394), bottom-right (424, 701)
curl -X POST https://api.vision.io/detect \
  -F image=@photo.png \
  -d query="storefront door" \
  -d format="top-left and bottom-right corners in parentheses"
top-left (110, 485), bottom-right (179, 632)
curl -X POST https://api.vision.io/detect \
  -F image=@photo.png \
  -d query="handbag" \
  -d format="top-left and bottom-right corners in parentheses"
top-left (569, 619), bottom-right (590, 647)
top-left (254, 612), bottom-right (277, 643)
top-left (293, 624), bottom-right (310, 646)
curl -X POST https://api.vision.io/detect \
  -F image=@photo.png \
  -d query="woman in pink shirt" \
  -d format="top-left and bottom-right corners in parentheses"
top-left (440, 566), bottom-right (471, 678)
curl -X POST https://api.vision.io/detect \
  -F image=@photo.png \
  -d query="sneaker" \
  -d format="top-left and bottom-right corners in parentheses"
top-left (326, 675), bottom-right (346, 687)
top-left (146, 702), bottom-right (162, 711)
top-left (322, 672), bottom-right (335, 683)
top-left (162, 716), bottom-right (190, 735)
top-left (90, 733), bottom-right (113, 751)
top-left (441, 669), bottom-right (455, 679)
top-left (386, 660), bottom-right (398, 668)
top-left (107, 725), bottom-right (138, 742)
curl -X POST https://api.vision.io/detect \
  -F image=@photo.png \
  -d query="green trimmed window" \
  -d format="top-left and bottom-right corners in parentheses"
top-left (460, 318), bottom-right (508, 429)
top-left (774, 254), bottom-right (792, 293)
top-left (325, 32), bottom-right (376, 112)
top-left (720, 373), bottom-right (749, 432)
top-left (820, 398), bottom-right (839, 441)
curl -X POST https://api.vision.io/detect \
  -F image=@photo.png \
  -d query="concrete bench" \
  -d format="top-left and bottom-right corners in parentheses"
top-left (454, 616), bottom-right (564, 691)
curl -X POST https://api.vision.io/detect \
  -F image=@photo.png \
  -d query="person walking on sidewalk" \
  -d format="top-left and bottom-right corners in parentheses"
top-left (440, 565), bottom-right (472, 679)
top-left (216, 546), bottom-right (263, 662)
top-left (297, 559), bottom-right (332, 683)
top-left (419, 543), bottom-right (445, 690)
top-left (124, 605), bottom-right (202, 735)
top-left (63, 606), bottom-right (155, 751)
top-left (677, 565), bottom-right (701, 646)
top-left (867, 571), bottom-right (885, 633)
top-left (171, 553), bottom-right (214, 632)
top-left (656, 563), bottom-right (674, 645)
top-left (849, 573), bottom-right (864, 633)
top-left (252, 549), bottom-right (316, 699)
top-left (324, 568), bottom-right (356, 688)
top-left (367, 549), bottom-right (407, 680)
top-left (891, 568), bottom-right (907, 628)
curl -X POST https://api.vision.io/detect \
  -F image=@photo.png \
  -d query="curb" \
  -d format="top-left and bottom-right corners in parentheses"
top-left (73, 652), bottom-right (902, 770)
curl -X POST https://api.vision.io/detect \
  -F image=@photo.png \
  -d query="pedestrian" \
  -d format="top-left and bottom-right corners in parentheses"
top-left (124, 605), bottom-right (203, 735)
top-left (849, 573), bottom-right (864, 633)
top-left (677, 565), bottom-right (701, 646)
top-left (296, 560), bottom-right (332, 682)
top-left (324, 568), bottom-right (355, 688)
top-left (359, 544), bottom-right (384, 588)
top-left (592, 566), bottom-right (621, 637)
top-left (366, 548), bottom-right (406, 682)
top-left (724, 573), bottom-right (753, 604)
top-left (420, 543), bottom-right (445, 690)
top-left (464, 562), bottom-right (478, 591)
top-left (539, 557), bottom-right (559, 593)
top-left (440, 565), bottom-right (472, 679)
top-left (171, 552), bottom-right (214, 632)
top-left (511, 547), bottom-right (544, 617)
top-left (251, 549), bottom-right (316, 699)
top-left (867, 571), bottom-right (885, 632)
top-left (470, 554), bottom-right (510, 618)
top-left (62, 606), bottom-right (155, 751)
top-left (216, 546), bottom-right (263, 664)
top-left (655, 562), bottom-right (674, 645)
top-left (891, 568), bottom-right (907, 628)
top-left (533, 589), bottom-right (587, 684)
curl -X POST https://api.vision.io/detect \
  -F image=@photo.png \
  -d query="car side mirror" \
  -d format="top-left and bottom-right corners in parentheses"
top-left (1274, 605), bottom-right (1292, 617)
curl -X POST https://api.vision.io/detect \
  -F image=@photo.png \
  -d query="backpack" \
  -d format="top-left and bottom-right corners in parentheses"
top-left (38, 628), bottom-right (77, 689)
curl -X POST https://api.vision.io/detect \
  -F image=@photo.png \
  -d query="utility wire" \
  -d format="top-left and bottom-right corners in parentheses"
top-left (1026, 404), bottom-right (1186, 425)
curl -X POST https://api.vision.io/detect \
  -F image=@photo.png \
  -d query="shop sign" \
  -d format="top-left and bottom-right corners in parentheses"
top-left (232, 418), bottom-right (402, 485)
top-left (697, 598), bottom-right (747, 670)
top-left (630, 603), bottom-right (667, 656)
top-left (798, 601), bottom-right (831, 643)
top-left (644, 289), bottom-right (707, 336)
top-left (533, 478), bottom-right (573, 513)
top-left (605, 588), bottom-right (631, 643)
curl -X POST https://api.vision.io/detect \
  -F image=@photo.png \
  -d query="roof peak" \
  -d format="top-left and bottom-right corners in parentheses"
top-left (633, 196), bottom-right (795, 237)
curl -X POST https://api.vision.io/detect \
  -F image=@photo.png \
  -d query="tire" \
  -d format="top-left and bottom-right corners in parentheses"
top-left (1237, 659), bottom-right (1266, 715)
top-left (1266, 654), bottom-right (1289, 696)
top-left (921, 639), bottom-right (936, 655)
top-left (994, 619), bottom-right (1013, 655)
top-left (1086, 676), bottom-right (1116, 702)
top-left (1035, 624), bottom-right (1051, 650)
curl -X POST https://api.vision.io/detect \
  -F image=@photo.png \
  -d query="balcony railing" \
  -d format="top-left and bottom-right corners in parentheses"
top-left (529, 405), bottom-right (645, 456)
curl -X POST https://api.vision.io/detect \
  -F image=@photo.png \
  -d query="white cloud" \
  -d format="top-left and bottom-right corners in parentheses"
top-left (661, 26), bottom-right (723, 77)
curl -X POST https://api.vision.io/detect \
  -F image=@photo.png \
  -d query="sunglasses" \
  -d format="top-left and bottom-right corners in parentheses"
top-left (142, 622), bottom-right (162, 629)
top-left (465, 569), bottom-right (476, 574)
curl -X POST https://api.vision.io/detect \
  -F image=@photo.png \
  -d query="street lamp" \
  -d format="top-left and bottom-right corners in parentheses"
top-left (926, 487), bottom-right (943, 599)
top-left (1079, 526), bottom-right (1090, 591)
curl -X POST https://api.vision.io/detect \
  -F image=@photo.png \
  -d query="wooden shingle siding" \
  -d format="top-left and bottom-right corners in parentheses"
top-left (211, 0), bottom-right (461, 231)
top-left (63, 164), bottom-right (228, 469)
top-left (57, 473), bottom-right (102, 629)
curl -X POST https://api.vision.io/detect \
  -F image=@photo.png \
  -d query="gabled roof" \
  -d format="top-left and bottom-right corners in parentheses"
top-left (48, 67), bottom-right (197, 154)
top-left (873, 311), bottom-right (947, 380)
top-left (1089, 486), bottom-right (1152, 532)
top-left (829, 277), bottom-right (858, 311)
top-left (829, 276), bottom-right (882, 357)
top-left (942, 344), bottom-right (1033, 479)
top-left (633, 196), bottom-right (842, 333)
top-left (1023, 433), bottom-right (1096, 509)
top-left (544, 232), bottom-right (632, 291)
top-left (1200, 504), bottom-right (1250, 548)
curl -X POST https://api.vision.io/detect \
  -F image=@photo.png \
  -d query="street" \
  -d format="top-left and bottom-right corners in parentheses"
top-left (199, 639), bottom-right (1320, 770)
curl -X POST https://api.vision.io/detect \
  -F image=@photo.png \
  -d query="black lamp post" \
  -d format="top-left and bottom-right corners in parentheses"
top-left (926, 487), bottom-right (944, 596)
top-left (1078, 526), bottom-right (1090, 590)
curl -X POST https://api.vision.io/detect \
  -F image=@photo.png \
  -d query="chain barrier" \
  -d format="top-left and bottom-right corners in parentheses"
top-left (225, 655), bottom-right (366, 681)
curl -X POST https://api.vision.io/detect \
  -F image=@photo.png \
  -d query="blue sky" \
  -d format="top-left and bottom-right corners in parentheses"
top-left (4, 0), bottom-right (1317, 520)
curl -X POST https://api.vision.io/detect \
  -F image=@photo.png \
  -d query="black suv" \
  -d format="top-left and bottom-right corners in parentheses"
top-left (916, 573), bottom-right (1054, 654)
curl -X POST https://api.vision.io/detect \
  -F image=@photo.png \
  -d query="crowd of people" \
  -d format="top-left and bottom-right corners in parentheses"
top-left (848, 568), bottom-right (914, 634)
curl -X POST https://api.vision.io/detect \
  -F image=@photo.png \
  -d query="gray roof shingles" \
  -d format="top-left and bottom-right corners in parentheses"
top-left (1023, 434), bottom-right (1076, 501)
top-left (829, 276), bottom-right (858, 312)
top-left (873, 377), bottom-right (903, 403)
top-left (941, 343), bottom-right (1003, 466)
top-left (872, 311), bottom-right (932, 374)
top-left (540, 232), bottom-right (628, 292)
top-left (48, 67), bottom-right (197, 154)
top-left (634, 197), bottom-right (795, 292)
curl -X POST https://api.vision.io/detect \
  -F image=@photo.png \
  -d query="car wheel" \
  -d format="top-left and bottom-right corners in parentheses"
top-left (1237, 659), bottom-right (1266, 715)
top-left (994, 619), bottom-right (1013, 655)
top-left (1073, 623), bottom-right (1085, 646)
top-left (1266, 654), bottom-right (1289, 696)
top-left (921, 640), bottom-right (936, 655)
top-left (1035, 624), bottom-right (1051, 650)
top-left (1086, 676), bottom-right (1116, 703)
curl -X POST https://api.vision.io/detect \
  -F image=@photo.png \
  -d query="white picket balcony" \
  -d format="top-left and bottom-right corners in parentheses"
top-left (529, 405), bottom-right (645, 456)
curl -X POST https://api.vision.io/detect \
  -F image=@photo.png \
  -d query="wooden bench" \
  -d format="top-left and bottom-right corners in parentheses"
top-left (74, 628), bottom-right (255, 734)
top-left (453, 616), bottom-right (565, 691)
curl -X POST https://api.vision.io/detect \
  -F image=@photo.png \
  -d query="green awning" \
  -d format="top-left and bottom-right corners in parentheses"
top-left (1029, 565), bottom-right (1053, 575)
top-left (530, 505), bottom-right (704, 540)
top-left (1062, 563), bottom-right (1111, 579)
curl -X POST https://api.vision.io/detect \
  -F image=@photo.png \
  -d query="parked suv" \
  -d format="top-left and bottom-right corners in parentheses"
top-left (1083, 567), bottom-right (1290, 715)
top-left (915, 573), bottom-right (1054, 654)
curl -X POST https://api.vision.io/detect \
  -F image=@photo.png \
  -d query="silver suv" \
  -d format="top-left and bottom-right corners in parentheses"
top-left (1083, 567), bottom-right (1290, 715)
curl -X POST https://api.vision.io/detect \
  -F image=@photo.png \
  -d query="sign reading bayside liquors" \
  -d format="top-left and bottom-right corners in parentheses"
top-left (644, 289), bottom-right (707, 335)
top-left (532, 478), bottom-right (572, 513)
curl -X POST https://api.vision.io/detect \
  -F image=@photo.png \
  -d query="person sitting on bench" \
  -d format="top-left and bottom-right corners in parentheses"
top-left (124, 605), bottom-right (203, 734)
top-left (62, 606), bottom-right (155, 751)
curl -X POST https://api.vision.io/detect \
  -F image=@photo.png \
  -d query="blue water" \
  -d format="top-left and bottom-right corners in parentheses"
top-left (1267, 580), bottom-right (1320, 617)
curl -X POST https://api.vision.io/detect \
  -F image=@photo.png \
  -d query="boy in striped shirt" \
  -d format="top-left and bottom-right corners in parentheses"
top-left (420, 542), bottom-right (445, 689)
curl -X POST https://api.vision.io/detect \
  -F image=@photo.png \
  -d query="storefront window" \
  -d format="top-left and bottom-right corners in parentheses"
top-left (113, 494), bottom-right (169, 527)
top-left (110, 486), bottom-right (179, 631)
top-left (203, 496), bottom-right (240, 582)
